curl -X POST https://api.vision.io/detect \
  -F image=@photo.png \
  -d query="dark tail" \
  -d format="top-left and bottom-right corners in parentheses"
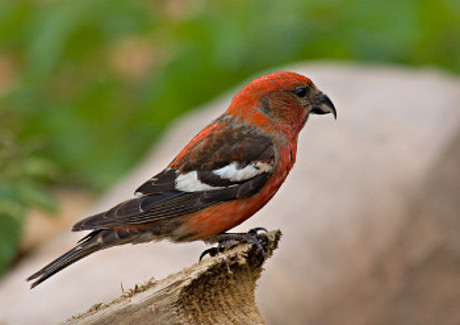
top-left (27, 230), bottom-right (115, 289)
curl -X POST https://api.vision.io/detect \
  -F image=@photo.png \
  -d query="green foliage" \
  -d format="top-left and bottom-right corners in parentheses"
top-left (0, 0), bottom-right (459, 274)
top-left (0, 134), bottom-right (57, 276)
top-left (1, 0), bottom-right (459, 189)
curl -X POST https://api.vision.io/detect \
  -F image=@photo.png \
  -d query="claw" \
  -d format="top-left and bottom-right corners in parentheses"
top-left (199, 238), bottom-right (239, 261)
top-left (199, 247), bottom-right (219, 261)
top-left (248, 227), bottom-right (268, 235)
top-left (199, 228), bottom-right (268, 267)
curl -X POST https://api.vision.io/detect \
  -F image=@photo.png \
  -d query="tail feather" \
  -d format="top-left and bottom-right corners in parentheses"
top-left (27, 245), bottom-right (100, 289)
top-left (27, 230), bottom-right (107, 289)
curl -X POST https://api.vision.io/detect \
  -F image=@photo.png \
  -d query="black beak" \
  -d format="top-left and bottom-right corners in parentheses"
top-left (311, 93), bottom-right (337, 120)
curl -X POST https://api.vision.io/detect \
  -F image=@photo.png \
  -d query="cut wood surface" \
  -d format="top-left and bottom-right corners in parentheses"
top-left (65, 230), bottom-right (281, 325)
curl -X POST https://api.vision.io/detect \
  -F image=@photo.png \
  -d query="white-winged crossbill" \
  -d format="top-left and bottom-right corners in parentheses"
top-left (27, 72), bottom-right (336, 288)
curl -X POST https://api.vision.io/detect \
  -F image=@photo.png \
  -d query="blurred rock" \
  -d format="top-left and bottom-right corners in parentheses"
top-left (20, 189), bottom-right (95, 253)
top-left (0, 62), bottom-right (459, 325)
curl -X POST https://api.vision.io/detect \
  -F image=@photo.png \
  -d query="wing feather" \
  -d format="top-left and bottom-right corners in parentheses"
top-left (73, 127), bottom-right (277, 231)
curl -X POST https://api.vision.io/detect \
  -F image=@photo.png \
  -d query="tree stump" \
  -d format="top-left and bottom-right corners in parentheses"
top-left (65, 230), bottom-right (282, 325)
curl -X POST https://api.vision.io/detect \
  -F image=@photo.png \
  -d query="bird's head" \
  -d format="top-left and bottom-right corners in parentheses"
top-left (227, 72), bottom-right (336, 136)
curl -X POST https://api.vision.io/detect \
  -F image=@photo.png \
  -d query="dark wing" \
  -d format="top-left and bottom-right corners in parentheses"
top-left (73, 129), bottom-right (276, 231)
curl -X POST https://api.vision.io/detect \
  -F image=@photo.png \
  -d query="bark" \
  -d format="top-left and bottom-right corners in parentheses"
top-left (65, 230), bottom-right (281, 325)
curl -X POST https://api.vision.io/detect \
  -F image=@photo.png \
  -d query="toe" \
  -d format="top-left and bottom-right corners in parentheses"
top-left (199, 247), bottom-right (219, 261)
top-left (248, 227), bottom-right (268, 235)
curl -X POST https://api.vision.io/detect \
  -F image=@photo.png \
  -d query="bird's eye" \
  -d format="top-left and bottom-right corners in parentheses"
top-left (295, 87), bottom-right (308, 98)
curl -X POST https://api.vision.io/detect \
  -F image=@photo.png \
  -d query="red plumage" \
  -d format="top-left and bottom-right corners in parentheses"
top-left (27, 72), bottom-right (336, 288)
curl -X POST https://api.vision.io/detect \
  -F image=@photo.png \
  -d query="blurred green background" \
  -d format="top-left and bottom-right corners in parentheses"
top-left (0, 0), bottom-right (459, 276)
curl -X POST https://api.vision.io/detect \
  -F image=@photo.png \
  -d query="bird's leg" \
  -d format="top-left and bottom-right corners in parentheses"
top-left (199, 227), bottom-right (269, 266)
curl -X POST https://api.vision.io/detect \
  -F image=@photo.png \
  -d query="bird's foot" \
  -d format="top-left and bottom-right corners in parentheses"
top-left (199, 227), bottom-right (269, 266)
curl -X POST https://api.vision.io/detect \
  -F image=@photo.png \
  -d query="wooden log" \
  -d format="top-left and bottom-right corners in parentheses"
top-left (65, 230), bottom-right (282, 325)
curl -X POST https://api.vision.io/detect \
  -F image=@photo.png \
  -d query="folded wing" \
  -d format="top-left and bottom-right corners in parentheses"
top-left (73, 128), bottom-right (276, 231)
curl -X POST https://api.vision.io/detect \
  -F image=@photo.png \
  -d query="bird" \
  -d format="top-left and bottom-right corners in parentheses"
top-left (27, 72), bottom-right (336, 289)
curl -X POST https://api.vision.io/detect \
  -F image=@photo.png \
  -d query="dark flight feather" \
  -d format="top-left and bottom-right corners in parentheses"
top-left (73, 132), bottom-right (276, 231)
